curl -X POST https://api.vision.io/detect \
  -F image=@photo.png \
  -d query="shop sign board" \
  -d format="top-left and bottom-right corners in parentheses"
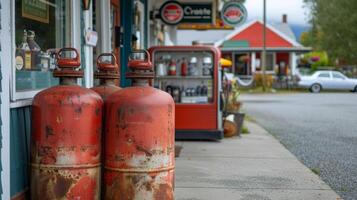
top-left (178, 18), bottom-right (234, 30)
top-left (22, 0), bottom-right (49, 23)
top-left (221, 2), bottom-right (247, 27)
top-left (160, 1), bottom-right (213, 25)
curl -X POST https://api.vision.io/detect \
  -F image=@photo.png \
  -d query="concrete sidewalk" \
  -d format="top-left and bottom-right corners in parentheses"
top-left (174, 121), bottom-right (341, 200)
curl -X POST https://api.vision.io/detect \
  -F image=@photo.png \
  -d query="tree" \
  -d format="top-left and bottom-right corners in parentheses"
top-left (304, 0), bottom-right (357, 65)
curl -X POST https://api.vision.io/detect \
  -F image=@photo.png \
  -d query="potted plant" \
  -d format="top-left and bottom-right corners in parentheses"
top-left (223, 79), bottom-right (245, 137)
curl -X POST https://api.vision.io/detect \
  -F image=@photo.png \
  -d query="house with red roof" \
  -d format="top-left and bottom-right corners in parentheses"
top-left (214, 15), bottom-right (311, 78)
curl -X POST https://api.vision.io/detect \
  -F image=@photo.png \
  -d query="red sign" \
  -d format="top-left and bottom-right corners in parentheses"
top-left (221, 2), bottom-right (247, 26)
top-left (224, 7), bottom-right (242, 19)
top-left (160, 1), bottom-right (184, 25)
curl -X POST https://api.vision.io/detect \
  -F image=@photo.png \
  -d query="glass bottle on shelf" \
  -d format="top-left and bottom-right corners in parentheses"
top-left (202, 56), bottom-right (212, 76)
top-left (180, 86), bottom-right (186, 102)
top-left (27, 30), bottom-right (41, 70)
top-left (166, 85), bottom-right (173, 96)
top-left (16, 30), bottom-right (32, 70)
top-left (196, 85), bottom-right (202, 96)
top-left (188, 57), bottom-right (198, 76)
top-left (201, 81), bottom-right (208, 96)
top-left (181, 57), bottom-right (188, 76)
top-left (172, 86), bottom-right (181, 103)
top-left (168, 59), bottom-right (177, 76)
top-left (191, 88), bottom-right (196, 97)
top-left (156, 61), bottom-right (167, 76)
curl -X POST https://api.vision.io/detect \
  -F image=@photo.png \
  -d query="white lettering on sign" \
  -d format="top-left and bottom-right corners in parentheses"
top-left (184, 6), bottom-right (211, 16)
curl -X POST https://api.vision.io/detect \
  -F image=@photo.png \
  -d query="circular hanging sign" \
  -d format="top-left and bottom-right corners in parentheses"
top-left (221, 2), bottom-right (247, 27)
top-left (160, 1), bottom-right (184, 25)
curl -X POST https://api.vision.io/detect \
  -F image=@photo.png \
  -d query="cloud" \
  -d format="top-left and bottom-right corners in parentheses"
top-left (244, 0), bottom-right (309, 25)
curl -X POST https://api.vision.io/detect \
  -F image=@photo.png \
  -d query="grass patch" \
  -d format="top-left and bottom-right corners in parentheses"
top-left (239, 86), bottom-right (307, 94)
top-left (244, 115), bottom-right (256, 123)
top-left (241, 126), bottom-right (250, 134)
top-left (311, 168), bottom-right (321, 175)
top-left (340, 187), bottom-right (349, 192)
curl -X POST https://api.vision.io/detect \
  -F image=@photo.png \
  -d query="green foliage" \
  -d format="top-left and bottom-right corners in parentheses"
top-left (311, 168), bottom-right (321, 175)
top-left (241, 126), bottom-right (250, 134)
top-left (300, 29), bottom-right (321, 49)
top-left (304, 0), bottom-right (357, 64)
top-left (302, 51), bottom-right (329, 71)
top-left (225, 80), bottom-right (242, 112)
top-left (253, 73), bottom-right (274, 89)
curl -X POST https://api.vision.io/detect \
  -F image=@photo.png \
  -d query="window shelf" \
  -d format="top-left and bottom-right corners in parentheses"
top-left (156, 75), bottom-right (212, 79)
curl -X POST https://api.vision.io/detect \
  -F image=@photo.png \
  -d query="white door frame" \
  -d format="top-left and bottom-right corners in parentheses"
top-left (1, 1), bottom-right (12, 199)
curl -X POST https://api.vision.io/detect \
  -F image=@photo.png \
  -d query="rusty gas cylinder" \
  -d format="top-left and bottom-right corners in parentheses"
top-left (91, 53), bottom-right (121, 100)
top-left (31, 48), bottom-right (103, 200)
top-left (104, 50), bottom-right (175, 200)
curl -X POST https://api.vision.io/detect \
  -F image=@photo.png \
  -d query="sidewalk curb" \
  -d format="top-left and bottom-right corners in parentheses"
top-left (174, 120), bottom-right (342, 200)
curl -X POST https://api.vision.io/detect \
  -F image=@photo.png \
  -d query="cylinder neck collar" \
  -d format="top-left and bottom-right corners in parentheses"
top-left (60, 77), bottom-right (78, 85)
top-left (99, 79), bottom-right (116, 86)
top-left (53, 48), bottom-right (83, 80)
top-left (126, 50), bottom-right (154, 80)
top-left (132, 79), bottom-right (150, 87)
top-left (94, 53), bottom-right (120, 81)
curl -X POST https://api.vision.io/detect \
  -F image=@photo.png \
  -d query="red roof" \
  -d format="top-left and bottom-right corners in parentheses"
top-left (231, 21), bottom-right (293, 48)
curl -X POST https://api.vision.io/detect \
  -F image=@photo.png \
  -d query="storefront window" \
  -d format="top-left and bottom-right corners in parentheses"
top-left (234, 54), bottom-right (250, 76)
top-left (14, 0), bottom-right (71, 93)
top-left (153, 51), bottom-right (215, 104)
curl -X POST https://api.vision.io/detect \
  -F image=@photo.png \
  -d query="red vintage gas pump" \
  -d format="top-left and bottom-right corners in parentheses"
top-left (31, 48), bottom-right (102, 200)
top-left (91, 53), bottom-right (121, 100)
top-left (104, 50), bottom-right (175, 199)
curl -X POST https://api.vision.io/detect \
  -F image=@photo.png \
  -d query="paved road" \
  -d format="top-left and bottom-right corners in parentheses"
top-left (241, 93), bottom-right (357, 200)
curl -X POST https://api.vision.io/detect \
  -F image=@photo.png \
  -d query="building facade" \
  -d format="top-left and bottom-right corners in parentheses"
top-left (215, 17), bottom-right (311, 78)
top-left (0, 0), bottom-right (150, 199)
top-left (0, 0), bottom-right (217, 198)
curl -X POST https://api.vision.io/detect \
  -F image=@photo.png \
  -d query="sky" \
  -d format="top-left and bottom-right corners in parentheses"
top-left (243, 0), bottom-right (310, 25)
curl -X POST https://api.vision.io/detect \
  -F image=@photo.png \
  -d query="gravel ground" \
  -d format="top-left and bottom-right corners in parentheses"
top-left (241, 93), bottom-right (357, 200)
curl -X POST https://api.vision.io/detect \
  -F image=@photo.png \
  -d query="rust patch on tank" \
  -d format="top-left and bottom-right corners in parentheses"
top-left (38, 145), bottom-right (56, 164)
top-left (105, 174), bottom-right (135, 200)
top-left (45, 125), bottom-right (54, 138)
top-left (135, 145), bottom-right (153, 157)
top-left (58, 99), bottom-right (64, 106)
top-left (54, 176), bottom-right (73, 198)
top-left (74, 106), bottom-right (82, 114)
top-left (118, 107), bottom-right (128, 129)
top-left (154, 183), bottom-right (174, 200)
top-left (114, 154), bottom-right (125, 162)
top-left (144, 181), bottom-right (153, 191)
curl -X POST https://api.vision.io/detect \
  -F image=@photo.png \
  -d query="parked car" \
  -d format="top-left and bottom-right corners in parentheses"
top-left (298, 70), bottom-right (357, 93)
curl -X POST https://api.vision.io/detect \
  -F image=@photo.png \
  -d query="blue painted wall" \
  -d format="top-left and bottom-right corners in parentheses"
top-left (10, 106), bottom-right (31, 198)
top-left (120, 0), bottom-right (149, 87)
top-left (120, 0), bottom-right (134, 87)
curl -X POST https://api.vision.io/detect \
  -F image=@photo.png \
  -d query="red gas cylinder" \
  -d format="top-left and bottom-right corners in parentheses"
top-left (31, 48), bottom-right (103, 200)
top-left (91, 53), bottom-right (121, 100)
top-left (104, 50), bottom-right (175, 200)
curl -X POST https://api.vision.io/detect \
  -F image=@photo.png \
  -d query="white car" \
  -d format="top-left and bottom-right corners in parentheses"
top-left (298, 70), bottom-right (357, 93)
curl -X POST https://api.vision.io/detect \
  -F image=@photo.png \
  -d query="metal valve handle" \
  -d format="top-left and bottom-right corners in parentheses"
top-left (128, 50), bottom-right (152, 70)
top-left (56, 47), bottom-right (80, 68)
top-left (129, 49), bottom-right (151, 62)
top-left (97, 53), bottom-right (118, 71)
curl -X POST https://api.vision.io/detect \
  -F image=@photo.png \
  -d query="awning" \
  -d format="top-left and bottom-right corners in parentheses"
top-left (220, 58), bottom-right (232, 68)
top-left (222, 40), bottom-right (250, 48)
